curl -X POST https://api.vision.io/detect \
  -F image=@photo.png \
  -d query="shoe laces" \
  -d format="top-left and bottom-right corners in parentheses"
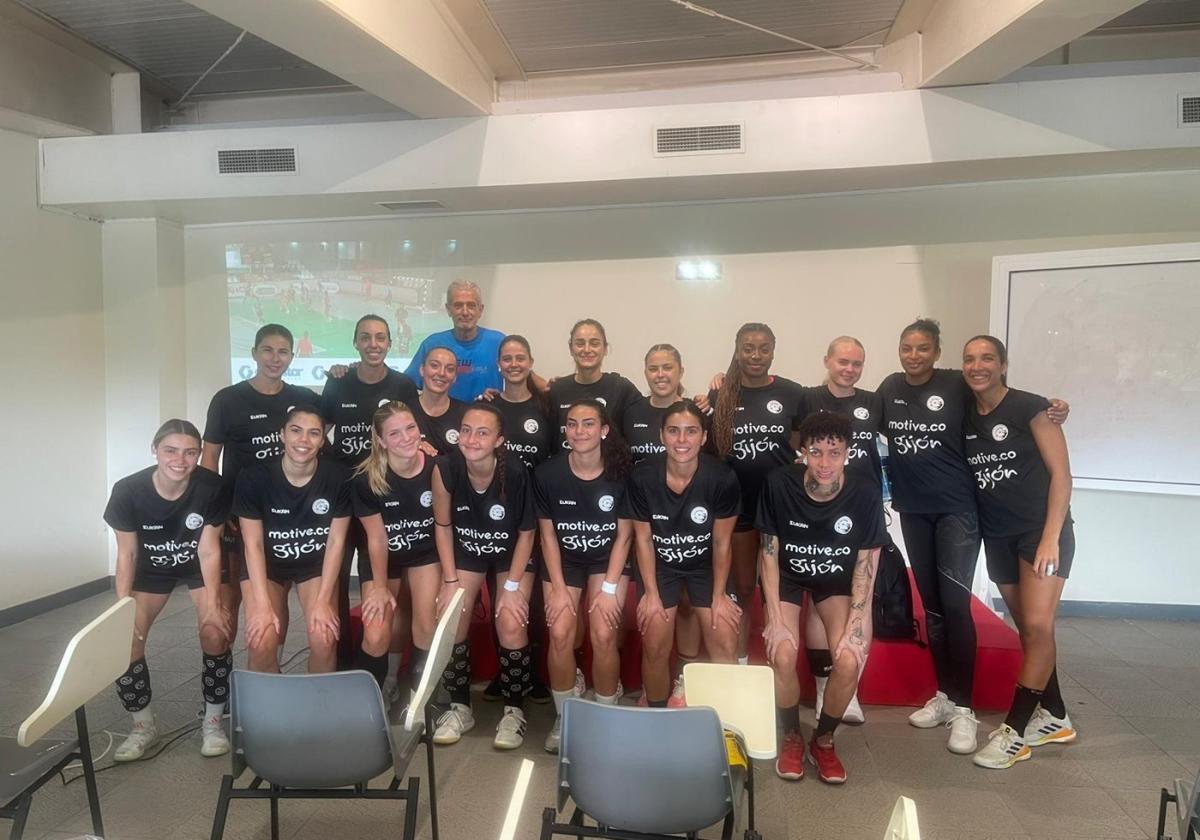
top-left (499, 709), bottom-right (526, 732)
top-left (437, 707), bottom-right (466, 729)
top-left (945, 709), bottom-right (977, 729)
top-left (989, 724), bottom-right (1021, 747)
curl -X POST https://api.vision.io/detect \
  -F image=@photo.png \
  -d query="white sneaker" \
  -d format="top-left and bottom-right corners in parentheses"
top-left (381, 677), bottom-right (401, 708)
top-left (667, 675), bottom-right (687, 708)
top-left (200, 713), bottom-right (231, 758)
top-left (573, 668), bottom-right (586, 698)
top-left (1024, 707), bottom-right (1077, 746)
top-left (946, 706), bottom-right (979, 754)
top-left (114, 717), bottom-right (159, 762)
top-left (908, 692), bottom-right (955, 728)
top-left (814, 676), bottom-right (866, 724)
top-left (494, 706), bottom-right (527, 750)
top-left (973, 724), bottom-right (1031, 769)
top-left (432, 703), bottom-right (475, 745)
top-left (544, 715), bottom-right (561, 754)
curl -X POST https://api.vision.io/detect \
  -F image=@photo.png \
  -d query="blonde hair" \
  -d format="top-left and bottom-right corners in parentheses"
top-left (354, 401), bottom-right (418, 496)
top-left (825, 335), bottom-right (864, 357)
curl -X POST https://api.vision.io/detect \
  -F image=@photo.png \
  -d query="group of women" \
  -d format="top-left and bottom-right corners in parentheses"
top-left (103, 300), bottom-right (1077, 783)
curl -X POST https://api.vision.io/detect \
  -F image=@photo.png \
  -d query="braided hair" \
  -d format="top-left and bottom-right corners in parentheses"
top-left (712, 322), bottom-right (776, 458)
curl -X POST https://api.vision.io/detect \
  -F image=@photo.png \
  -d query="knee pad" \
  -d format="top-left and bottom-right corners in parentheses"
top-left (806, 648), bottom-right (833, 679)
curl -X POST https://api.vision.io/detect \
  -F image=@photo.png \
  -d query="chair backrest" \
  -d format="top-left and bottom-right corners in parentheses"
top-left (884, 795), bottom-right (921, 840)
top-left (559, 700), bottom-right (733, 835)
top-left (403, 587), bottom-right (464, 732)
top-left (230, 670), bottom-right (392, 787)
top-left (682, 662), bottom-right (777, 760)
top-left (19, 597), bottom-right (135, 747)
top-left (497, 758), bottom-right (535, 840)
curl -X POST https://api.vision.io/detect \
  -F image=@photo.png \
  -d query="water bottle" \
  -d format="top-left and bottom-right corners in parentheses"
top-left (877, 436), bottom-right (892, 503)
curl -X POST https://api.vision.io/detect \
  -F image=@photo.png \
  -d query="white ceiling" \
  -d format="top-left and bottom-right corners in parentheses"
top-left (1102, 0), bottom-right (1200, 28)
top-left (483, 0), bottom-right (903, 73)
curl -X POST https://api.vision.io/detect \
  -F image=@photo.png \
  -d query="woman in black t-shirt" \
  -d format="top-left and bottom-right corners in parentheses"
top-left (962, 336), bottom-right (1076, 770)
top-left (709, 322), bottom-right (806, 662)
top-left (104, 419), bottom-right (232, 762)
top-left (350, 401), bottom-right (438, 703)
top-left (535, 399), bottom-right (633, 752)
top-left (494, 335), bottom-right (553, 470)
top-left (628, 400), bottom-right (742, 707)
top-left (757, 412), bottom-right (886, 785)
top-left (431, 402), bottom-right (537, 751)
top-left (547, 319), bottom-right (642, 451)
top-left (411, 346), bottom-right (469, 456)
top-left (235, 406), bottom-right (351, 675)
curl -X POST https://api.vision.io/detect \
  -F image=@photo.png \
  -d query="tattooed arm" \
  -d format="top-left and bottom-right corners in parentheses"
top-left (834, 547), bottom-right (879, 670)
top-left (759, 534), bottom-right (797, 662)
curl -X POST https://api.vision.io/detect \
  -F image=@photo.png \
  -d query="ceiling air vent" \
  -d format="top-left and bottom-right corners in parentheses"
top-left (217, 147), bottom-right (297, 175)
top-left (376, 200), bottom-right (447, 213)
top-left (654, 123), bottom-right (743, 157)
top-left (1180, 95), bottom-right (1200, 126)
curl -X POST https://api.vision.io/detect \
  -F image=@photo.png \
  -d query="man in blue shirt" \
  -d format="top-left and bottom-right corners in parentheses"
top-left (405, 280), bottom-right (505, 401)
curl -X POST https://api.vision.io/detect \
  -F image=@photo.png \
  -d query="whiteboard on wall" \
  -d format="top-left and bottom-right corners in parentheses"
top-left (991, 244), bottom-right (1200, 496)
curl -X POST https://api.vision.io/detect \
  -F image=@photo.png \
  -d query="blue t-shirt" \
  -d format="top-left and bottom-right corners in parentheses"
top-left (404, 326), bottom-right (505, 401)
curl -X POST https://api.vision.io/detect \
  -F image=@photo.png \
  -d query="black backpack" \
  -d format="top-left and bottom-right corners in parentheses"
top-left (873, 541), bottom-right (924, 645)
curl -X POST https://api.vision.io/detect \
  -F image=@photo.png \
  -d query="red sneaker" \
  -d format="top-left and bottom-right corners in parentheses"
top-left (666, 676), bottom-right (687, 708)
top-left (774, 731), bottom-right (806, 781)
top-left (808, 736), bottom-right (847, 784)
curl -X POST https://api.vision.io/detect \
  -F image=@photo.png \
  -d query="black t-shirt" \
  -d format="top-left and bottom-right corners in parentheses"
top-left (626, 454), bottom-right (741, 573)
top-left (351, 458), bottom-right (437, 563)
top-left (800, 386), bottom-right (884, 486)
top-left (104, 466), bottom-right (227, 575)
top-left (964, 388), bottom-right (1061, 538)
top-left (437, 452), bottom-right (535, 565)
top-left (410, 397), bottom-right (469, 456)
top-left (533, 455), bottom-right (626, 565)
top-left (756, 465), bottom-right (887, 587)
top-left (233, 459), bottom-right (353, 569)
top-left (548, 373), bottom-right (642, 451)
top-left (708, 377), bottom-right (806, 517)
top-left (203, 380), bottom-right (321, 493)
top-left (623, 397), bottom-right (669, 462)
top-left (320, 368), bottom-right (419, 467)
top-left (877, 369), bottom-right (976, 515)
top-left (494, 395), bottom-right (553, 470)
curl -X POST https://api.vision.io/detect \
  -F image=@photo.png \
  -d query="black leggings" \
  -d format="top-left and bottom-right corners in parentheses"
top-left (900, 511), bottom-right (980, 708)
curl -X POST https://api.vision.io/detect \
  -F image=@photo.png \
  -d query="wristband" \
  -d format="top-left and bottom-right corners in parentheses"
top-left (600, 580), bottom-right (619, 595)
top-left (435, 520), bottom-right (451, 527)
top-left (503, 578), bottom-right (521, 592)
top-left (443, 578), bottom-right (459, 584)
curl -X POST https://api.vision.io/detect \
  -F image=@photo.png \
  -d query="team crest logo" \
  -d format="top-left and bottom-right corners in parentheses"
top-left (286, 405), bottom-right (296, 413)
top-left (446, 429), bottom-right (460, 444)
top-left (690, 506), bottom-right (709, 524)
top-left (834, 515), bottom-right (853, 535)
top-left (853, 407), bottom-right (870, 420)
top-left (378, 398), bottom-right (391, 407)
top-left (489, 504), bottom-right (506, 521)
top-left (926, 395), bottom-right (944, 412)
top-left (596, 397), bottom-right (608, 406)
top-left (420, 491), bottom-right (433, 508)
top-left (766, 400), bottom-right (783, 414)
top-left (523, 418), bottom-right (540, 434)
top-left (312, 498), bottom-right (330, 515)
top-left (185, 513), bottom-right (204, 530)
top-left (598, 494), bottom-right (615, 512)
top-left (992, 424), bottom-right (1010, 442)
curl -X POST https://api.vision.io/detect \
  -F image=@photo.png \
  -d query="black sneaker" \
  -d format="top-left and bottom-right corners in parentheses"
top-left (482, 675), bottom-right (504, 702)
top-left (528, 679), bottom-right (552, 705)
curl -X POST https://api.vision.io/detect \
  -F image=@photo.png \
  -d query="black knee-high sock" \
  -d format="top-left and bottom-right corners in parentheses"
top-left (115, 657), bottom-right (152, 712)
top-left (201, 651), bottom-right (232, 705)
top-left (1004, 684), bottom-right (1043, 733)
top-left (410, 645), bottom-right (430, 691)
top-left (806, 648), bottom-right (833, 679)
top-left (815, 711), bottom-right (841, 740)
top-left (776, 703), bottom-right (801, 734)
top-left (441, 642), bottom-right (471, 706)
top-left (498, 645), bottom-right (531, 709)
top-left (1041, 668), bottom-right (1066, 718)
top-left (356, 649), bottom-right (389, 687)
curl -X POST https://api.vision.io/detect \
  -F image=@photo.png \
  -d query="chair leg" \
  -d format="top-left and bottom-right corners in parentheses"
top-left (8, 795), bottom-right (33, 840)
top-left (746, 764), bottom-right (756, 832)
top-left (1158, 788), bottom-right (1174, 840)
top-left (75, 708), bottom-right (105, 838)
top-left (402, 776), bottom-right (420, 840)
top-left (539, 807), bottom-right (557, 840)
top-left (269, 784), bottom-right (280, 840)
top-left (210, 775), bottom-right (234, 840)
top-left (425, 705), bottom-right (441, 840)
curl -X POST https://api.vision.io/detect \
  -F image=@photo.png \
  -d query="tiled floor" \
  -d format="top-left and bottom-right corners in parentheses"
top-left (2, 590), bottom-right (1198, 839)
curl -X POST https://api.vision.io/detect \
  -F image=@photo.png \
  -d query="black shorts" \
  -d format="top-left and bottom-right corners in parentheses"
top-left (359, 551), bottom-right (439, 582)
top-left (639, 565), bottom-right (736, 610)
top-left (984, 521), bottom-right (1075, 586)
top-left (239, 560), bottom-right (325, 587)
top-left (218, 521), bottom-right (241, 583)
top-left (539, 556), bottom-right (633, 589)
top-left (455, 551), bottom-right (537, 577)
top-left (777, 571), bottom-right (852, 605)
top-left (133, 567), bottom-right (204, 595)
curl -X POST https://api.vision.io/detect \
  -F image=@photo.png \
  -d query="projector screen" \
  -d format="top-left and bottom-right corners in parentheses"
top-left (225, 240), bottom-right (457, 387)
top-left (992, 245), bottom-right (1200, 495)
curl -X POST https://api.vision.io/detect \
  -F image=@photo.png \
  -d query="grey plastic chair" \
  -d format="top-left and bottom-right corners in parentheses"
top-left (0, 597), bottom-right (135, 840)
top-left (209, 588), bottom-right (464, 840)
top-left (1158, 766), bottom-right (1200, 840)
top-left (540, 699), bottom-right (759, 840)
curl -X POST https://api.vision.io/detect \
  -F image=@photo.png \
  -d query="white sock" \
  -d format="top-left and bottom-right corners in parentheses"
top-left (737, 655), bottom-right (749, 666)
top-left (387, 653), bottom-right (403, 679)
top-left (552, 688), bottom-right (574, 717)
top-left (204, 702), bottom-right (225, 721)
top-left (593, 691), bottom-right (618, 706)
top-left (132, 708), bottom-right (154, 726)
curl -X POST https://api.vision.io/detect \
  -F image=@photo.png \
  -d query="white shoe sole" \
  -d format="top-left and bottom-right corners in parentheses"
top-left (113, 740), bottom-right (158, 762)
top-left (433, 728), bottom-right (470, 746)
top-left (1026, 728), bottom-right (1077, 747)
top-left (947, 737), bottom-right (977, 755)
top-left (973, 748), bottom-right (1031, 769)
top-left (200, 739), bottom-right (231, 758)
top-left (909, 713), bottom-right (950, 729)
top-left (494, 736), bottom-right (524, 751)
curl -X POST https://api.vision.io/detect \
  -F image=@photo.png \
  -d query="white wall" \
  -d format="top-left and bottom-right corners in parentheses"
top-left (0, 126), bottom-right (107, 610)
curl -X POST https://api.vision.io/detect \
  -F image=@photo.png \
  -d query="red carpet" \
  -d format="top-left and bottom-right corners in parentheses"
top-left (349, 571), bottom-right (1022, 712)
